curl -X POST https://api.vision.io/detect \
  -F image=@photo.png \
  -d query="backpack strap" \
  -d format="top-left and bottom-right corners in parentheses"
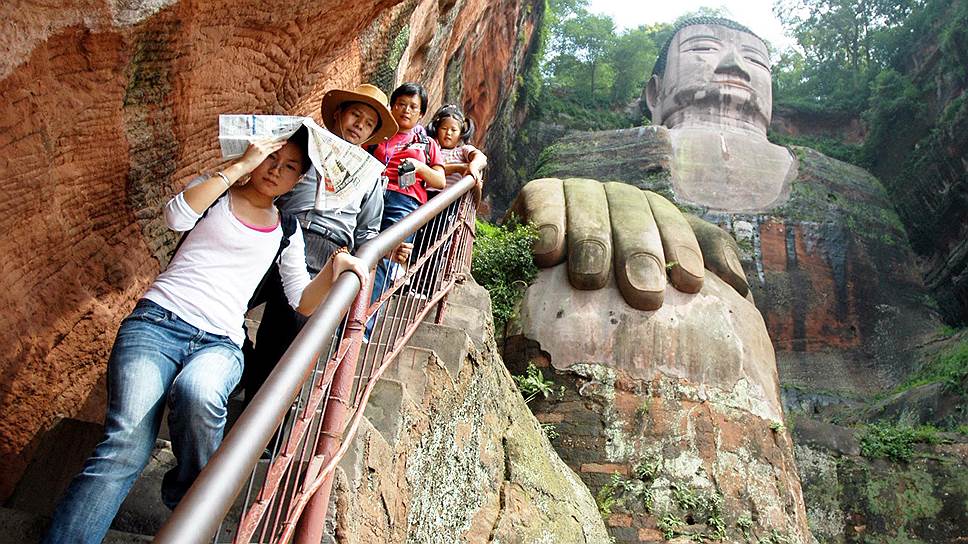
top-left (415, 131), bottom-right (431, 164)
top-left (247, 211), bottom-right (299, 310)
top-left (277, 212), bottom-right (298, 258)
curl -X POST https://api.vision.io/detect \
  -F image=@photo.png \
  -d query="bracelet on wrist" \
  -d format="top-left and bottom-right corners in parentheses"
top-left (214, 171), bottom-right (232, 189)
top-left (326, 246), bottom-right (349, 267)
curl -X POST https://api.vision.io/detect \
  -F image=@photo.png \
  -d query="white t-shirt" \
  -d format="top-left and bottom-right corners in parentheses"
top-left (143, 191), bottom-right (311, 346)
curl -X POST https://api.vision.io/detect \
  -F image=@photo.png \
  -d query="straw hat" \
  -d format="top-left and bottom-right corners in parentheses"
top-left (320, 84), bottom-right (398, 146)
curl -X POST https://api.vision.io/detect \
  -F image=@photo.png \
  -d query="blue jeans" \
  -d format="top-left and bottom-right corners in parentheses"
top-left (44, 299), bottom-right (243, 544)
top-left (365, 191), bottom-right (421, 339)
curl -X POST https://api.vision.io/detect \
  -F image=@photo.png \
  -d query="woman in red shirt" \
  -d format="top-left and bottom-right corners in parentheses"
top-left (368, 83), bottom-right (445, 309)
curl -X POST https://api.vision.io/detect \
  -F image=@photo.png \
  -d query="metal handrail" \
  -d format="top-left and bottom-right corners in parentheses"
top-left (155, 175), bottom-right (479, 543)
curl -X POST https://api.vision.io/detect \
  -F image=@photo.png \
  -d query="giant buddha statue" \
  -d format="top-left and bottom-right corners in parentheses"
top-left (504, 17), bottom-right (936, 541)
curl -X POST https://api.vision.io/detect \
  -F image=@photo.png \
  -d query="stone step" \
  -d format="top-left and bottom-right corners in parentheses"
top-left (365, 346), bottom-right (438, 404)
top-left (443, 277), bottom-right (491, 316)
top-left (360, 323), bottom-right (468, 392)
top-left (112, 440), bottom-right (175, 536)
top-left (0, 506), bottom-right (152, 544)
top-left (405, 322), bottom-right (469, 381)
top-left (434, 300), bottom-right (487, 347)
top-left (361, 378), bottom-right (409, 447)
top-left (372, 284), bottom-right (489, 349)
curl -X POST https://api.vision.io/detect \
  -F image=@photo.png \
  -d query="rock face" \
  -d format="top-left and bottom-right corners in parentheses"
top-left (329, 280), bottom-right (610, 543)
top-left (507, 121), bottom-right (942, 542)
top-left (506, 267), bottom-right (812, 543)
top-left (792, 420), bottom-right (968, 543)
top-left (531, 126), bottom-right (938, 398)
top-left (769, 106), bottom-right (865, 145)
top-left (864, 9), bottom-right (968, 326)
top-left (0, 0), bottom-right (542, 500)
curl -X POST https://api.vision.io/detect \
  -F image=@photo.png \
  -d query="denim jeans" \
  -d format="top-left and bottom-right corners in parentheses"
top-left (365, 190), bottom-right (421, 339)
top-left (44, 299), bottom-right (243, 544)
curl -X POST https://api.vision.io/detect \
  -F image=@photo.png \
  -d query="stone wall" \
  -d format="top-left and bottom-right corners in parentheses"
top-left (505, 271), bottom-right (812, 543)
top-left (0, 0), bottom-right (542, 500)
top-left (328, 280), bottom-right (609, 542)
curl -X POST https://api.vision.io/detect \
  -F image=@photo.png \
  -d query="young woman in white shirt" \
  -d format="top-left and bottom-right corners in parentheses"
top-left (44, 127), bottom-right (366, 544)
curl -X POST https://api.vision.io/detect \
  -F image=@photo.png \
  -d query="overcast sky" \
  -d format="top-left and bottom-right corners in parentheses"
top-left (586, 0), bottom-right (796, 52)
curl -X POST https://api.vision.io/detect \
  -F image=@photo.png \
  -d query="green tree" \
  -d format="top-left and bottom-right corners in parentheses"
top-left (608, 24), bottom-right (671, 105)
top-left (773, 0), bottom-right (925, 111)
top-left (549, 10), bottom-right (616, 100)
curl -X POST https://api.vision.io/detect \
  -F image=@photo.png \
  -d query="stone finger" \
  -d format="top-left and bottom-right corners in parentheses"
top-left (644, 191), bottom-right (704, 293)
top-left (685, 214), bottom-right (750, 298)
top-left (511, 178), bottom-right (567, 268)
top-left (604, 182), bottom-right (665, 310)
top-left (564, 178), bottom-right (611, 289)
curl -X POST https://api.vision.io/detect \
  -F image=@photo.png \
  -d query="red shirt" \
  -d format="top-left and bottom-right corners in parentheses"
top-left (372, 129), bottom-right (443, 204)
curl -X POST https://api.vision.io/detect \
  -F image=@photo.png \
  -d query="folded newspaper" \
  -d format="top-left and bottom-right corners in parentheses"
top-left (218, 114), bottom-right (384, 211)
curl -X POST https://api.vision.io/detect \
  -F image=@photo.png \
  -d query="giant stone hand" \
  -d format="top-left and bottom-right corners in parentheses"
top-left (510, 177), bottom-right (749, 310)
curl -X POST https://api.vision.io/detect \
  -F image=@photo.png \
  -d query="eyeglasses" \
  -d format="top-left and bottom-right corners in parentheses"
top-left (392, 101), bottom-right (422, 112)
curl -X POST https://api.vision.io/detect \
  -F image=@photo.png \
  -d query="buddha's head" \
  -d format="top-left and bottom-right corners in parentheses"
top-left (646, 17), bottom-right (772, 134)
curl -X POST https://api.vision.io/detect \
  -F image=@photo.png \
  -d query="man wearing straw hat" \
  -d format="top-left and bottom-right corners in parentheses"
top-left (244, 83), bottom-right (401, 400)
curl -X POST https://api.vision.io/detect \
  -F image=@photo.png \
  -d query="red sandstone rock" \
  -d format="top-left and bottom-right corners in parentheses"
top-left (510, 269), bottom-right (813, 541)
top-left (0, 0), bottom-right (540, 500)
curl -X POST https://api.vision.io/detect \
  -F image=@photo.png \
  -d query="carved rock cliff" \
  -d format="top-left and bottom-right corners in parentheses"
top-left (0, 0), bottom-right (542, 500)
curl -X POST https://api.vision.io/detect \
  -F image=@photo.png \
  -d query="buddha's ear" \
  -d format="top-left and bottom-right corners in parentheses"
top-left (645, 75), bottom-right (661, 122)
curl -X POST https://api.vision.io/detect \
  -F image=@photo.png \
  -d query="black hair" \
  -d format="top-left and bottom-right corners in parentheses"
top-left (390, 82), bottom-right (429, 115)
top-left (651, 17), bottom-right (764, 78)
top-left (426, 104), bottom-right (476, 144)
top-left (286, 125), bottom-right (313, 174)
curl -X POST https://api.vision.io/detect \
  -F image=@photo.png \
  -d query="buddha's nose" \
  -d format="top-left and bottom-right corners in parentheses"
top-left (714, 46), bottom-right (751, 82)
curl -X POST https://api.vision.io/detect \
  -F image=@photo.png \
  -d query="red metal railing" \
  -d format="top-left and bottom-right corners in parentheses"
top-left (154, 176), bottom-right (478, 543)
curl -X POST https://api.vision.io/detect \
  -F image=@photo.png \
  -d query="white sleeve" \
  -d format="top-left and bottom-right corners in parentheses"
top-left (278, 226), bottom-right (312, 309)
top-left (163, 176), bottom-right (207, 232)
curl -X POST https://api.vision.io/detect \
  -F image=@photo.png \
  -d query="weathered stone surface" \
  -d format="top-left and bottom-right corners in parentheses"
top-left (794, 437), bottom-right (968, 543)
top-left (5, 418), bottom-right (104, 518)
top-left (330, 280), bottom-right (610, 542)
top-left (0, 0), bottom-right (542, 499)
top-left (533, 127), bottom-right (938, 400)
top-left (508, 267), bottom-right (812, 542)
top-left (769, 106), bottom-right (866, 145)
top-left (861, 3), bottom-right (968, 325)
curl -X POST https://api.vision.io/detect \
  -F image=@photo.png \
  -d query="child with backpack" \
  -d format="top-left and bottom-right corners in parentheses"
top-left (43, 127), bottom-right (367, 544)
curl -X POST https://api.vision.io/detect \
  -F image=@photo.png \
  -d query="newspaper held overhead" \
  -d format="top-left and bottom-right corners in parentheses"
top-left (218, 114), bottom-right (385, 211)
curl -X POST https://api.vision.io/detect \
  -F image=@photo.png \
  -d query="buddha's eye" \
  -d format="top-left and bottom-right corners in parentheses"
top-left (746, 56), bottom-right (771, 70)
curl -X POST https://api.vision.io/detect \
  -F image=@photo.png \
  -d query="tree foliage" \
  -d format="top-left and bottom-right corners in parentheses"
top-left (470, 219), bottom-right (539, 329)
top-left (773, 0), bottom-right (927, 112)
top-left (537, 1), bottom-right (733, 129)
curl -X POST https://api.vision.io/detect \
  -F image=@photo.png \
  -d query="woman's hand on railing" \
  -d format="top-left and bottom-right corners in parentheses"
top-left (391, 242), bottom-right (413, 264)
top-left (334, 252), bottom-right (369, 284)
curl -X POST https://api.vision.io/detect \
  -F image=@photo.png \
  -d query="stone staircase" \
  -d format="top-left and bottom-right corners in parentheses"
top-left (1, 279), bottom-right (490, 543)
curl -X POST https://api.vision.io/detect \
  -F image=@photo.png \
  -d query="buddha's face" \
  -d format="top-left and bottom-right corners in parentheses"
top-left (647, 24), bottom-right (772, 133)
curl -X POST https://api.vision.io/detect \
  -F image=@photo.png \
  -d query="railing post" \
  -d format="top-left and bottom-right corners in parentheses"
top-left (435, 195), bottom-right (471, 324)
top-left (293, 280), bottom-right (372, 544)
